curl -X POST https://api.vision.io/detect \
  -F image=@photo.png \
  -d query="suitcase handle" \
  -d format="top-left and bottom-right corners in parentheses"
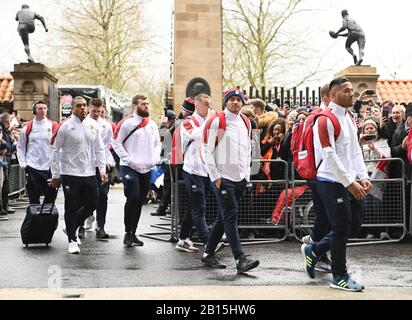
top-left (40, 185), bottom-right (59, 215)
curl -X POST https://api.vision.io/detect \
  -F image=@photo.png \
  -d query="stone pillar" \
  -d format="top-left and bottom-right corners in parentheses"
top-left (335, 66), bottom-right (379, 99)
top-left (173, 0), bottom-right (222, 111)
top-left (11, 63), bottom-right (59, 121)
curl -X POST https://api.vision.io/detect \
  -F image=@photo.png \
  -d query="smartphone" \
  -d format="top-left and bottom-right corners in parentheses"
top-left (363, 135), bottom-right (377, 142)
top-left (382, 108), bottom-right (389, 118)
top-left (365, 89), bottom-right (376, 95)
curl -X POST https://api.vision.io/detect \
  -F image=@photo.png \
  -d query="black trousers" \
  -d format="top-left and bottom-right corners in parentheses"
top-left (25, 166), bottom-right (53, 204)
top-left (1, 166), bottom-right (10, 210)
top-left (120, 166), bottom-right (151, 234)
top-left (61, 175), bottom-right (98, 243)
top-left (96, 167), bottom-right (111, 228)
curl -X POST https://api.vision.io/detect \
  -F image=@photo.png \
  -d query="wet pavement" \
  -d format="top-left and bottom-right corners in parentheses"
top-left (1, 187), bottom-right (412, 299)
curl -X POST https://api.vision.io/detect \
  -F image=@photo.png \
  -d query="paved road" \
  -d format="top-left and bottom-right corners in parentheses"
top-left (1, 187), bottom-right (411, 300)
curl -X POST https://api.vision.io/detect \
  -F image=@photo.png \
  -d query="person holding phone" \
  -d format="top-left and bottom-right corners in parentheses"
top-left (358, 119), bottom-right (391, 239)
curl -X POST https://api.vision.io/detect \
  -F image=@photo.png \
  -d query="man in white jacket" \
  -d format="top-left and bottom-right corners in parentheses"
top-left (301, 78), bottom-right (372, 291)
top-left (50, 96), bottom-right (107, 254)
top-left (112, 95), bottom-right (161, 248)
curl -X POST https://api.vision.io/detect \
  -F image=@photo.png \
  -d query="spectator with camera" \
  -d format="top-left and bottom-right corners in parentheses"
top-left (0, 112), bottom-right (16, 215)
top-left (0, 129), bottom-right (8, 220)
top-left (359, 118), bottom-right (391, 239)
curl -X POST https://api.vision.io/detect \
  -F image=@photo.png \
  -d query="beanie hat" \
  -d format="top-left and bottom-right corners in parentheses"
top-left (362, 118), bottom-right (379, 133)
top-left (165, 109), bottom-right (176, 120)
top-left (224, 88), bottom-right (246, 106)
top-left (181, 97), bottom-right (195, 114)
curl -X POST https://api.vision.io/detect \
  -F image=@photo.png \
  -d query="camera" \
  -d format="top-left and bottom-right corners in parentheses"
top-left (365, 89), bottom-right (376, 95)
top-left (363, 135), bottom-right (377, 142)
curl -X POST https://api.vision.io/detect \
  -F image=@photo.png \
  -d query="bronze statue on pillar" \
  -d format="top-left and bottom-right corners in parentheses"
top-left (329, 9), bottom-right (366, 66)
top-left (15, 4), bottom-right (48, 63)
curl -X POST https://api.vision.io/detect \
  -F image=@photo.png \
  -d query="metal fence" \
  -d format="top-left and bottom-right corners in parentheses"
top-left (8, 164), bottom-right (26, 197)
top-left (169, 158), bottom-right (410, 246)
top-left (171, 160), bottom-right (289, 245)
top-left (240, 86), bottom-right (322, 108)
top-left (290, 158), bottom-right (408, 245)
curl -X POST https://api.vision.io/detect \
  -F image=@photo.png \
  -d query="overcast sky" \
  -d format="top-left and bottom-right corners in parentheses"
top-left (1, 0), bottom-right (411, 89)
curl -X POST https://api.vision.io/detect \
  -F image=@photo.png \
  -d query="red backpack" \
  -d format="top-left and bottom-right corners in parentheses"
top-left (203, 111), bottom-right (252, 147)
top-left (171, 116), bottom-right (201, 166)
top-left (291, 108), bottom-right (323, 172)
top-left (294, 109), bottom-right (341, 180)
top-left (25, 119), bottom-right (59, 152)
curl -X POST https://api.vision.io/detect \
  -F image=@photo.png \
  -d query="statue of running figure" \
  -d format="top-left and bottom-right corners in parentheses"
top-left (15, 4), bottom-right (49, 63)
top-left (329, 9), bottom-right (366, 66)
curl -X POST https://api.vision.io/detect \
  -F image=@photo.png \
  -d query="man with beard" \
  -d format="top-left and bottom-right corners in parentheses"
top-left (113, 95), bottom-right (161, 247)
top-left (50, 96), bottom-right (107, 254)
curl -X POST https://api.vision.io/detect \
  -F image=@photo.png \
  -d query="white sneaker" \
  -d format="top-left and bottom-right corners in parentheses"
top-left (380, 232), bottom-right (391, 240)
top-left (62, 227), bottom-right (81, 245)
top-left (302, 235), bottom-right (314, 244)
top-left (84, 215), bottom-right (95, 230)
top-left (68, 241), bottom-right (80, 254)
top-left (175, 238), bottom-right (199, 253)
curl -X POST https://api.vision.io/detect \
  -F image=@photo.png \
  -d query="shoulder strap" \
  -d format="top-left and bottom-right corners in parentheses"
top-left (113, 114), bottom-right (134, 140)
top-left (239, 113), bottom-right (252, 138)
top-left (51, 121), bottom-right (59, 133)
top-left (122, 117), bottom-right (150, 145)
top-left (25, 120), bottom-right (33, 153)
top-left (51, 119), bottom-right (68, 145)
top-left (313, 110), bottom-right (341, 140)
top-left (25, 120), bottom-right (33, 137)
top-left (186, 116), bottom-right (201, 128)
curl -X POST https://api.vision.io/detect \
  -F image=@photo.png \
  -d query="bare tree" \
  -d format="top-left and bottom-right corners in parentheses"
top-left (53, 0), bottom-right (149, 93)
top-left (223, 0), bottom-right (328, 90)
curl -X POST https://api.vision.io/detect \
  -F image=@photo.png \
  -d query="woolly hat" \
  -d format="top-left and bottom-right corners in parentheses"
top-left (165, 109), bottom-right (176, 120)
top-left (181, 97), bottom-right (195, 114)
top-left (224, 88), bottom-right (246, 105)
top-left (361, 118), bottom-right (379, 133)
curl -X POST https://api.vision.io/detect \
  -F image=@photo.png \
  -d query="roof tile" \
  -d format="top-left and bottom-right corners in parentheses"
top-left (377, 80), bottom-right (412, 104)
top-left (0, 76), bottom-right (13, 104)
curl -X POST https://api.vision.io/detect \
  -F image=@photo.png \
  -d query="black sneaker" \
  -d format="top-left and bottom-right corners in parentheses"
top-left (96, 227), bottom-right (109, 239)
top-left (132, 235), bottom-right (144, 246)
top-left (123, 233), bottom-right (133, 247)
top-left (151, 207), bottom-right (166, 216)
top-left (236, 255), bottom-right (260, 274)
top-left (77, 226), bottom-right (86, 239)
top-left (201, 254), bottom-right (226, 269)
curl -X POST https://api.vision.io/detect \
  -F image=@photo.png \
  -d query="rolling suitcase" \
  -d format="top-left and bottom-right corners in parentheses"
top-left (20, 188), bottom-right (59, 247)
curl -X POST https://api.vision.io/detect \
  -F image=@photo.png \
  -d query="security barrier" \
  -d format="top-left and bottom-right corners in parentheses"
top-left (171, 160), bottom-right (289, 245)
top-left (8, 164), bottom-right (26, 197)
top-left (290, 158), bottom-right (408, 245)
top-left (169, 158), bottom-right (409, 246)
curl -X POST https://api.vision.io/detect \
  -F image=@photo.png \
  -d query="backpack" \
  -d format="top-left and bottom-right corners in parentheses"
top-left (291, 108), bottom-right (323, 172)
top-left (25, 119), bottom-right (59, 153)
top-left (171, 116), bottom-right (201, 167)
top-left (294, 109), bottom-right (341, 180)
top-left (203, 111), bottom-right (252, 147)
